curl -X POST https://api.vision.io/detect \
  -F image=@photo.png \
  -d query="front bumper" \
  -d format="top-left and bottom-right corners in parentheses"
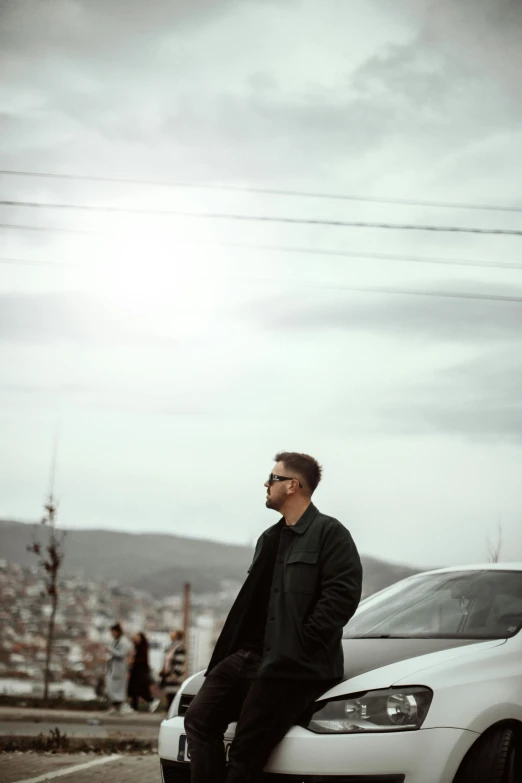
top-left (159, 716), bottom-right (478, 783)
top-left (160, 760), bottom-right (404, 782)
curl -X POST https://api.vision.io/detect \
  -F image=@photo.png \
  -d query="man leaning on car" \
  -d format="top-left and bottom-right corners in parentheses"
top-left (184, 451), bottom-right (363, 782)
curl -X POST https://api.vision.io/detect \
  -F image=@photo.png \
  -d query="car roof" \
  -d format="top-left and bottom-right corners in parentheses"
top-left (416, 562), bottom-right (522, 577)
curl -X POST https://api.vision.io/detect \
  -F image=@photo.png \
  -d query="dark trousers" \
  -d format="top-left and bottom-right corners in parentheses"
top-left (184, 649), bottom-right (328, 783)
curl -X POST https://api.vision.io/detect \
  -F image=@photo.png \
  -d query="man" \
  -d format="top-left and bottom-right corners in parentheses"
top-left (184, 452), bottom-right (362, 782)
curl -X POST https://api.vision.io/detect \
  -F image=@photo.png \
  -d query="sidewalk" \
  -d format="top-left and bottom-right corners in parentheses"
top-left (0, 706), bottom-right (165, 752)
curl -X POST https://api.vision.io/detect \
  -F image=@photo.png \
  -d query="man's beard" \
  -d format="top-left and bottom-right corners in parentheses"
top-left (265, 493), bottom-right (280, 510)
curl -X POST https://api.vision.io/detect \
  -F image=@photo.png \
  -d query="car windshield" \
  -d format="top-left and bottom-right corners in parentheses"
top-left (344, 570), bottom-right (522, 640)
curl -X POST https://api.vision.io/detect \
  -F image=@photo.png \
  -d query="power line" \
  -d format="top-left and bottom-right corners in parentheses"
top-left (291, 281), bottom-right (522, 305)
top-left (2, 241), bottom-right (522, 273)
top-left (0, 222), bottom-right (95, 235)
top-left (2, 230), bottom-right (522, 273)
top-left (2, 201), bottom-right (522, 237)
top-left (1, 252), bottom-right (520, 305)
top-left (2, 168), bottom-right (522, 215)
top-left (222, 242), bottom-right (522, 272)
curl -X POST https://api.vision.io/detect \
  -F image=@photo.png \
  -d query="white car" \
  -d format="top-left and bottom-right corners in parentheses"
top-left (159, 563), bottom-right (522, 782)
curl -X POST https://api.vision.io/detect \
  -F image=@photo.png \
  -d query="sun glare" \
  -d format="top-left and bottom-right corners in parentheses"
top-left (89, 223), bottom-right (230, 339)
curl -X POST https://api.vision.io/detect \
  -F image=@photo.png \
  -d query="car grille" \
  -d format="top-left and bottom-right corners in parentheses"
top-left (178, 694), bottom-right (194, 716)
top-left (263, 776), bottom-right (405, 782)
top-left (160, 759), bottom-right (404, 783)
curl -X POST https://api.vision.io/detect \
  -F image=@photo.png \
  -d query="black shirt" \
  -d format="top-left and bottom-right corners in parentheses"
top-left (240, 524), bottom-right (281, 654)
top-left (240, 522), bottom-right (296, 655)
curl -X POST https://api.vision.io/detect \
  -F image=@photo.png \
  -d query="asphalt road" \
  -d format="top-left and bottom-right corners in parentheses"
top-left (0, 753), bottom-right (161, 783)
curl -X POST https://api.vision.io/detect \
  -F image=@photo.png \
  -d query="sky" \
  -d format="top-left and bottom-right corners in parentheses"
top-left (1, 0), bottom-right (521, 568)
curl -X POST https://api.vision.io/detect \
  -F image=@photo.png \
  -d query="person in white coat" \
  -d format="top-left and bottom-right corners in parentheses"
top-left (106, 622), bottom-right (133, 714)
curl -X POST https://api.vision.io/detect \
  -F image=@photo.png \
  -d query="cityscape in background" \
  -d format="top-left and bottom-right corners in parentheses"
top-left (0, 558), bottom-right (242, 701)
top-left (0, 546), bottom-right (388, 702)
top-left (0, 514), bottom-right (418, 703)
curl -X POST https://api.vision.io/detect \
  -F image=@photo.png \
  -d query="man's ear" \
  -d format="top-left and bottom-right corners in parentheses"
top-left (288, 480), bottom-right (298, 496)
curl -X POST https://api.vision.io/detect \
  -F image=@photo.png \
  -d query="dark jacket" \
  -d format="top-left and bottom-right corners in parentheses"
top-left (127, 639), bottom-right (151, 700)
top-left (207, 503), bottom-right (362, 680)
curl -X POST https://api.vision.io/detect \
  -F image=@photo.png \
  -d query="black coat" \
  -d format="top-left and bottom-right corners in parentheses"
top-left (207, 503), bottom-right (362, 680)
top-left (127, 639), bottom-right (151, 700)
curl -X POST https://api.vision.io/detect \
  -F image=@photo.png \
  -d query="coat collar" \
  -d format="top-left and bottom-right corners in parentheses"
top-left (264, 502), bottom-right (319, 537)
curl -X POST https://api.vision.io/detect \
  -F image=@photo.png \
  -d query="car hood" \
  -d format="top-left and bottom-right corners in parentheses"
top-left (181, 636), bottom-right (504, 698)
top-left (322, 636), bottom-right (506, 699)
top-left (340, 637), bottom-right (478, 680)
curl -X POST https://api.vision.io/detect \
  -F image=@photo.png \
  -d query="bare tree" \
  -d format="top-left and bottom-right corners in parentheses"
top-left (487, 520), bottom-right (503, 563)
top-left (27, 448), bottom-right (65, 703)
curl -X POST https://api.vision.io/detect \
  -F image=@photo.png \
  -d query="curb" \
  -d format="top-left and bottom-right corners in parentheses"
top-left (0, 709), bottom-right (165, 726)
top-left (0, 714), bottom-right (164, 727)
top-left (0, 733), bottom-right (158, 754)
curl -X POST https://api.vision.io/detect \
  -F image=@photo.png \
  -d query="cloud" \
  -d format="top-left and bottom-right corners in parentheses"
top-left (238, 276), bottom-right (522, 444)
top-left (243, 282), bottom-right (522, 344)
top-left (0, 292), bottom-right (166, 344)
top-left (2, 0), bottom-right (522, 564)
top-left (0, 0), bottom-right (236, 62)
top-left (2, 0), bottom-right (521, 188)
top-left (396, 349), bottom-right (522, 442)
top-left (419, 0), bottom-right (522, 100)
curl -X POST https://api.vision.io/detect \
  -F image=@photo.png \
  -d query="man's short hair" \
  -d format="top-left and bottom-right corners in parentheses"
top-left (274, 451), bottom-right (323, 494)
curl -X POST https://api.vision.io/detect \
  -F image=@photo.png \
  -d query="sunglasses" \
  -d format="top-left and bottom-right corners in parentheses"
top-left (267, 473), bottom-right (303, 488)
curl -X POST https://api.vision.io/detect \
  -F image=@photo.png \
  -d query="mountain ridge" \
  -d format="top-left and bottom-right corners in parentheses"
top-left (0, 518), bottom-right (421, 597)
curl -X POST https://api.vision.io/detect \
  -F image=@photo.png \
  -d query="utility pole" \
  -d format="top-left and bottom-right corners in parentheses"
top-left (182, 582), bottom-right (191, 680)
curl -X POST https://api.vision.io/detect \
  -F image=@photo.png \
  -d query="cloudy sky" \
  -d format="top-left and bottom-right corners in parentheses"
top-left (1, 0), bottom-right (521, 568)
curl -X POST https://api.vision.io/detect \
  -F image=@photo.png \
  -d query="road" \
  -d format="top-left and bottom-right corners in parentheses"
top-left (0, 753), bottom-right (160, 783)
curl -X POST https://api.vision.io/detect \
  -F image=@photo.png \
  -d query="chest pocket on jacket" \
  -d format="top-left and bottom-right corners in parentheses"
top-left (285, 551), bottom-right (319, 593)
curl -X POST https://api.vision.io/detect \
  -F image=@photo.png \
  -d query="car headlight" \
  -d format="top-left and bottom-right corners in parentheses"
top-left (306, 687), bottom-right (433, 733)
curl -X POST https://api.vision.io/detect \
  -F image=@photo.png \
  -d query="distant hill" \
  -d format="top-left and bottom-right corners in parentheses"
top-left (0, 519), bottom-right (420, 598)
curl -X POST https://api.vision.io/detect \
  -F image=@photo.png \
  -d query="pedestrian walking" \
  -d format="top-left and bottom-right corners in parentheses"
top-left (159, 629), bottom-right (186, 710)
top-left (106, 622), bottom-right (134, 715)
top-left (184, 451), bottom-right (363, 783)
top-left (127, 632), bottom-right (161, 713)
